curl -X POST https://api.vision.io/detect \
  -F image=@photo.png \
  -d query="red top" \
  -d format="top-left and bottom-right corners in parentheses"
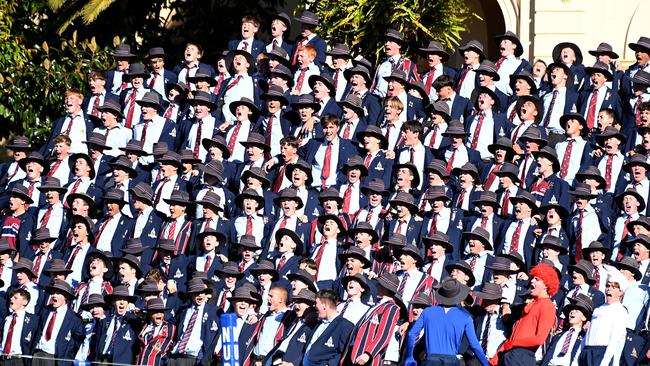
top-left (509, 297), bottom-right (557, 349)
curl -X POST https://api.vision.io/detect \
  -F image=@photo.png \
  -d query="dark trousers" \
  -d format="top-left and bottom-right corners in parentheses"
top-left (578, 346), bottom-right (611, 366)
top-left (0, 358), bottom-right (24, 366)
top-left (31, 352), bottom-right (55, 366)
top-left (499, 348), bottom-right (536, 366)
top-left (424, 354), bottom-right (461, 366)
top-left (168, 355), bottom-right (198, 366)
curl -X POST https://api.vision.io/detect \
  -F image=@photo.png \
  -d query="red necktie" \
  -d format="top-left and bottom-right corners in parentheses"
top-left (238, 262), bottom-right (245, 272)
top-left (428, 214), bottom-right (438, 236)
top-left (428, 125), bottom-right (439, 149)
top-left (277, 255), bottom-right (286, 270)
top-left (193, 120), bottom-right (203, 159)
top-left (124, 91), bottom-right (137, 129)
top-left (3, 313), bottom-right (16, 354)
top-left (484, 163), bottom-right (501, 190)
top-left (620, 217), bottom-right (631, 248)
top-left (457, 189), bottom-right (466, 209)
top-left (470, 255), bottom-right (478, 272)
top-left (148, 73), bottom-right (158, 89)
top-left (47, 160), bottom-right (62, 177)
top-left (167, 220), bottom-right (177, 240)
top-left (343, 122), bottom-right (352, 140)
top-left (295, 68), bottom-right (307, 94)
top-left (636, 97), bottom-right (644, 126)
top-left (333, 70), bottom-right (340, 92)
top-left (203, 218), bottom-right (213, 232)
top-left (481, 216), bottom-right (488, 229)
top-left (510, 123), bottom-right (524, 145)
top-left (508, 106), bottom-right (518, 123)
top-left (33, 252), bottom-right (44, 274)
top-left (140, 120), bottom-right (150, 144)
top-left (153, 178), bottom-right (169, 207)
top-left (446, 149), bottom-right (457, 173)
top-left (204, 255), bottom-right (212, 273)
top-left (273, 39), bottom-right (278, 48)
top-left (543, 90), bottom-right (559, 127)
top-left (242, 41), bottom-right (249, 52)
top-left (470, 112), bottom-right (485, 149)
top-left (246, 215), bottom-right (253, 235)
top-left (592, 266), bottom-right (600, 289)
top-left (424, 69), bottom-right (435, 95)
top-left (213, 75), bottom-right (225, 94)
top-left (343, 185), bottom-right (353, 214)
top-left (93, 216), bottom-right (113, 246)
top-left (291, 39), bottom-right (306, 66)
top-left (501, 189), bottom-right (511, 217)
top-left (494, 57), bottom-right (506, 71)
top-left (45, 311), bottom-right (57, 341)
top-left (164, 105), bottom-right (174, 119)
top-left (396, 220), bottom-right (406, 234)
top-left (265, 114), bottom-right (275, 159)
top-left (227, 122), bottom-right (242, 155)
top-left (314, 239), bottom-right (327, 280)
top-left (510, 220), bottom-right (523, 253)
top-left (321, 142), bottom-right (333, 188)
top-left (576, 210), bottom-right (584, 261)
top-left (91, 95), bottom-right (101, 117)
top-left (219, 290), bottom-right (230, 311)
top-left (386, 124), bottom-right (393, 146)
top-left (519, 155), bottom-right (530, 186)
top-left (559, 139), bottom-right (575, 179)
top-left (64, 115), bottom-right (76, 135)
top-left (364, 154), bottom-right (372, 169)
top-left (455, 67), bottom-right (469, 92)
top-left (66, 245), bottom-right (82, 269)
top-left (586, 89), bottom-right (599, 129)
top-left (605, 154), bottom-right (614, 191)
top-left (272, 165), bottom-right (286, 192)
top-left (224, 75), bottom-right (243, 93)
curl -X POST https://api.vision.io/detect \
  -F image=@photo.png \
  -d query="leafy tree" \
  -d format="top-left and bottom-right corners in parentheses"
top-left (299, 0), bottom-right (477, 64)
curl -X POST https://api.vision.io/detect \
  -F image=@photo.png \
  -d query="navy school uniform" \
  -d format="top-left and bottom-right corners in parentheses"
top-left (172, 62), bottom-right (216, 80)
top-left (253, 111), bottom-right (293, 139)
top-left (318, 98), bottom-right (343, 119)
top-left (540, 327), bottom-right (584, 366)
top-left (172, 303), bottom-right (221, 363)
top-left (363, 151), bottom-right (394, 188)
top-left (377, 94), bottom-right (426, 122)
top-left (29, 250), bottom-right (63, 286)
top-left (358, 91), bottom-right (383, 127)
top-left (495, 187), bottom-right (525, 219)
top-left (192, 183), bottom-right (237, 220)
top-left (132, 208), bottom-right (165, 269)
top-left (3, 178), bottom-right (47, 212)
top-left (39, 114), bottom-right (94, 158)
top-left (494, 219), bottom-right (539, 266)
top-left (332, 272), bottom-right (378, 304)
top-left (449, 185), bottom-right (481, 215)
top-left (463, 214), bottom-right (506, 247)
top-left (577, 86), bottom-right (623, 122)
top-left (264, 318), bottom-right (317, 366)
top-left (516, 154), bottom-right (539, 189)
top-left (303, 316), bottom-right (355, 366)
top-left (176, 116), bottom-right (221, 153)
top-left (418, 209), bottom-right (464, 257)
top-left (266, 218), bottom-right (310, 256)
top-left (157, 254), bottom-right (191, 296)
top-left (299, 138), bottom-right (358, 178)
top-left (568, 64), bottom-right (587, 91)
top-left (1, 210), bottom-right (36, 259)
top-left (94, 214), bottom-right (134, 256)
top-left (529, 174), bottom-right (571, 211)
top-left (62, 245), bottom-right (100, 284)
top-left (160, 215), bottom-right (194, 255)
top-left (299, 35), bottom-right (328, 68)
top-left (64, 180), bottom-right (104, 206)
top-left (227, 214), bottom-right (273, 252)
top-left (384, 216), bottom-right (423, 247)
top-left (187, 253), bottom-right (225, 283)
top-left (463, 111), bottom-right (510, 142)
top-left (33, 307), bottom-right (85, 361)
top-left (271, 253), bottom-right (302, 279)
top-left (448, 94), bottom-right (473, 121)
top-left (434, 144), bottom-right (483, 169)
top-left (0, 311), bottom-right (39, 358)
top-left (227, 39), bottom-right (266, 60)
top-left (566, 207), bottom-right (611, 253)
top-left (188, 217), bottom-right (231, 257)
top-left (594, 154), bottom-right (628, 196)
top-left (93, 313), bottom-right (139, 364)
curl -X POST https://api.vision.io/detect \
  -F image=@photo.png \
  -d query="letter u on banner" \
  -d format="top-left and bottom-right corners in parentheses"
top-left (221, 313), bottom-right (240, 366)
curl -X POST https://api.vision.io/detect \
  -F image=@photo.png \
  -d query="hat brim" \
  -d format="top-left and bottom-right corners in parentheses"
top-left (444, 264), bottom-right (476, 287)
top-left (462, 232), bottom-right (493, 251)
top-left (552, 42), bottom-right (584, 65)
top-left (435, 285), bottom-right (470, 307)
top-left (105, 292), bottom-right (138, 304)
top-left (493, 34), bottom-right (524, 57)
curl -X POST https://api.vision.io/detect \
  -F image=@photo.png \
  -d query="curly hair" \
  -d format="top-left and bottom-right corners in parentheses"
top-left (530, 263), bottom-right (560, 296)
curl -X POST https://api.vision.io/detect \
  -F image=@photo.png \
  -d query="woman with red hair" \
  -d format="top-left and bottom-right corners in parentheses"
top-left (490, 263), bottom-right (559, 366)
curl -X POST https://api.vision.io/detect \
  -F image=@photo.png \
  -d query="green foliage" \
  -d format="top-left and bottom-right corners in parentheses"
top-left (0, 27), bottom-right (113, 144)
top-left (299, 0), bottom-right (478, 64)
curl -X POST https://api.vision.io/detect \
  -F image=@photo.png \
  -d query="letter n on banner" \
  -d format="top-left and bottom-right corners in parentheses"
top-left (222, 313), bottom-right (240, 366)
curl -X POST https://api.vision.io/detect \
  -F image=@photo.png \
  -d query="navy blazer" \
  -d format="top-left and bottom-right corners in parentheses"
top-left (577, 86), bottom-right (622, 122)
top-left (34, 308), bottom-right (85, 362)
top-left (174, 303), bottom-right (220, 362)
top-left (253, 111), bottom-right (293, 138)
top-left (157, 255), bottom-right (191, 295)
top-left (0, 311), bottom-right (39, 357)
top-left (94, 314), bottom-right (139, 364)
top-left (299, 138), bottom-right (357, 179)
top-left (566, 207), bottom-right (611, 255)
top-left (319, 99), bottom-right (343, 119)
top-left (227, 39), bottom-right (266, 60)
top-left (172, 62), bottom-right (216, 79)
top-left (94, 214), bottom-right (134, 257)
top-left (450, 94), bottom-right (473, 121)
top-left (62, 245), bottom-right (100, 285)
top-left (131, 209), bottom-right (164, 271)
top-left (378, 94), bottom-right (426, 121)
top-left (540, 328), bottom-right (584, 366)
top-left (28, 249), bottom-right (63, 286)
top-left (530, 174), bottom-right (571, 211)
top-left (177, 117), bottom-right (221, 152)
top-left (40, 114), bottom-right (94, 158)
top-left (419, 209), bottom-right (464, 260)
top-left (494, 219), bottom-right (538, 266)
top-left (434, 144), bottom-right (482, 168)
top-left (303, 316), bottom-right (354, 366)
top-left (464, 111), bottom-right (510, 143)
top-left (364, 151), bottom-right (394, 188)
top-left (463, 214), bottom-right (506, 248)
top-left (265, 319), bottom-right (316, 366)
top-left (385, 216), bottom-right (423, 247)
top-left (299, 35), bottom-right (328, 68)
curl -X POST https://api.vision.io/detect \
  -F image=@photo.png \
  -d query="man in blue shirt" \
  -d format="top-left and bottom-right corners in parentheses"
top-left (405, 278), bottom-right (489, 366)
